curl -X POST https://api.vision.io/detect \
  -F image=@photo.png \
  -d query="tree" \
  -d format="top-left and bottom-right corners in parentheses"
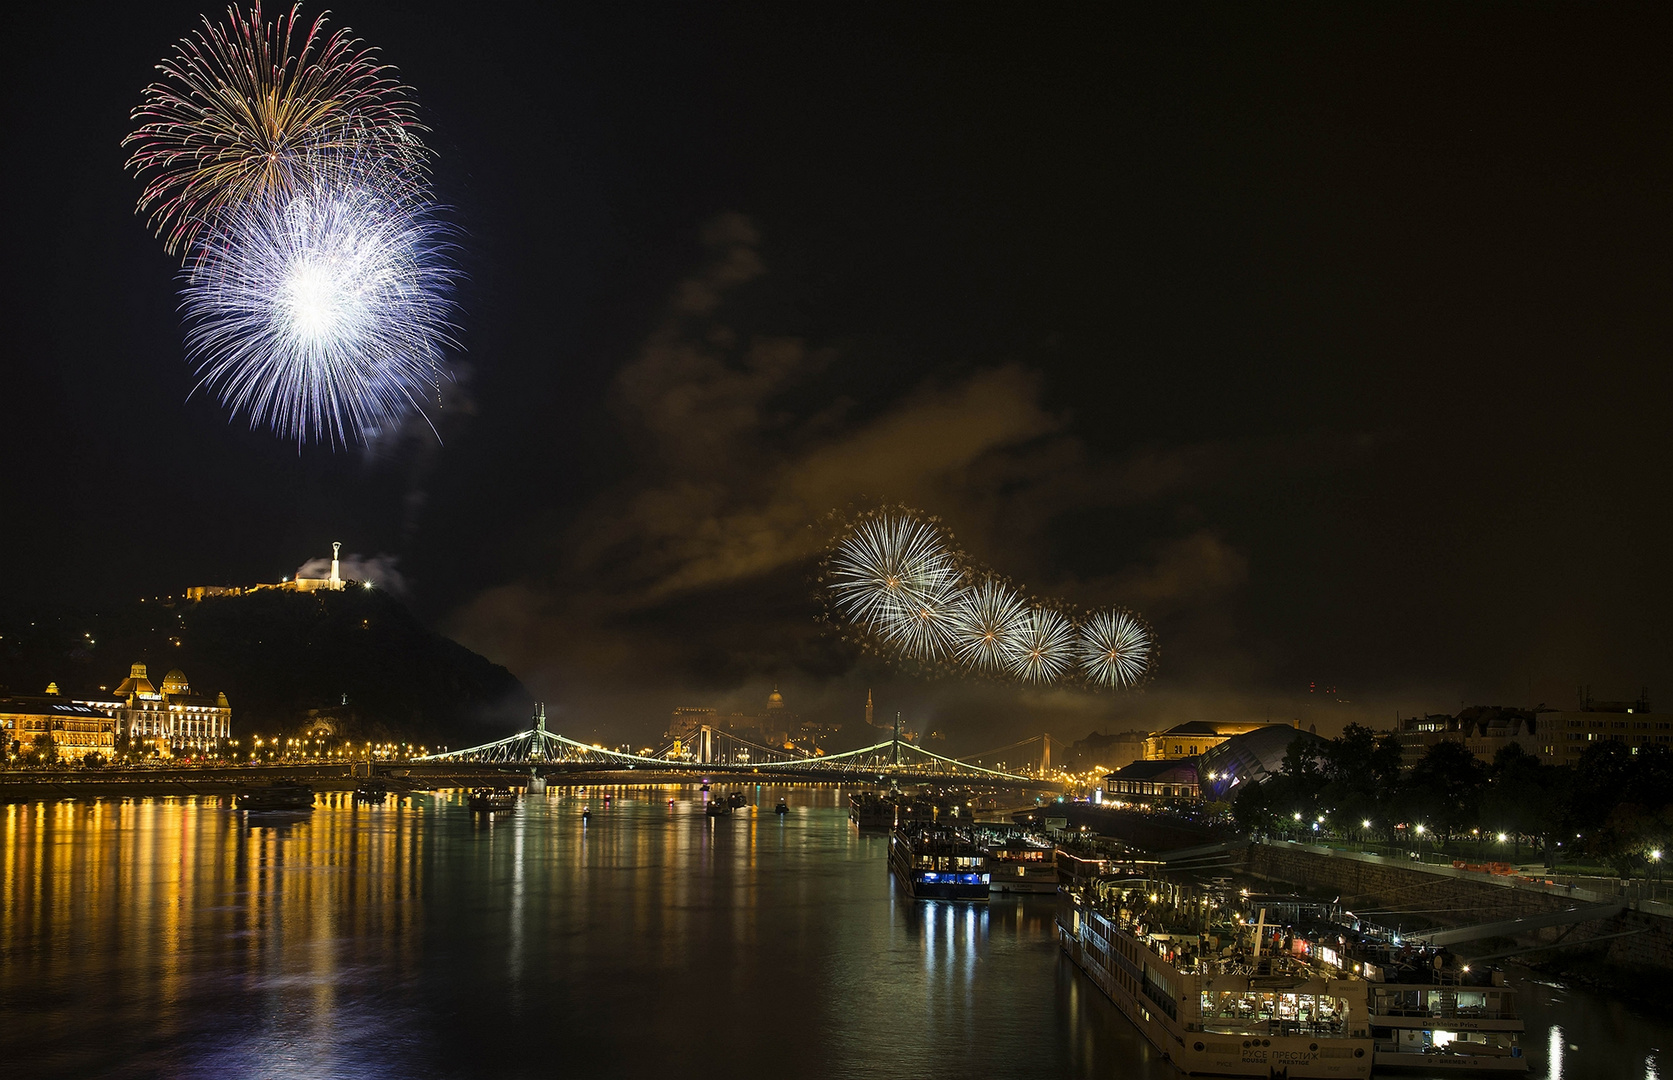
top-left (1321, 724), bottom-right (1403, 838)
top-left (1572, 744), bottom-right (1673, 876)
top-left (32, 732), bottom-right (59, 766)
top-left (1232, 781), bottom-right (1279, 836)
top-left (1401, 741), bottom-right (1485, 838)
top-left (1481, 743), bottom-right (1565, 859)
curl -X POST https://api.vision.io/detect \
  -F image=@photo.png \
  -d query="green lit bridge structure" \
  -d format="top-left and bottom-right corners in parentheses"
top-left (405, 705), bottom-right (1061, 790)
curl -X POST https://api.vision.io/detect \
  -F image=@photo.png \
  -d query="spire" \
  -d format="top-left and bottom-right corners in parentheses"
top-left (865, 688), bottom-right (874, 726)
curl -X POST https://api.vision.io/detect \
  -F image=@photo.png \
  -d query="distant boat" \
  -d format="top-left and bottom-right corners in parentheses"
top-left (889, 823), bottom-right (990, 901)
top-left (848, 791), bottom-right (896, 829)
top-left (706, 798), bottom-right (732, 817)
top-left (727, 791), bottom-right (748, 809)
top-left (237, 781), bottom-right (314, 813)
top-left (775, 799), bottom-right (789, 815)
top-left (468, 788), bottom-right (517, 812)
top-left (985, 837), bottom-right (1060, 893)
top-left (353, 780), bottom-right (388, 802)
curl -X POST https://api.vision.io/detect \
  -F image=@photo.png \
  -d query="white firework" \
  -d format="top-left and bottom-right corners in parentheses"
top-left (950, 577), bottom-right (1028, 672)
top-left (829, 511), bottom-right (963, 659)
top-left (180, 161), bottom-right (455, 446)
top-left (1077, 609), bottom-right (1153, 688)
top-left (874, 585), bottom-right (963, 661)
top-left (1004, 605), bottom-right (1077, 684)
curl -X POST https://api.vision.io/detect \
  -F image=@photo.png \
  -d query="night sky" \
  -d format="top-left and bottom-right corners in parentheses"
top-left (4, 3), bottom-right (1670, 746)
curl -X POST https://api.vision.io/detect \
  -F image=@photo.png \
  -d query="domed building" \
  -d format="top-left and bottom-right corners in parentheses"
top-left (92, 661), bottom-right (232, 756)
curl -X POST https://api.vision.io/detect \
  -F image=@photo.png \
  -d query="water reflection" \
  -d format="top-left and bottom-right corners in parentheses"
top-left (1, 791), bottom-right (1666, 1079)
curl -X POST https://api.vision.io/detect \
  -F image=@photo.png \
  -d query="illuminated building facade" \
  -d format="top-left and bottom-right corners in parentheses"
top-left (84, 662), bottom-right (232, 755)
top-left (0, 688), bottom-right (118, 762)
top-left (1143, 720), bottom-right (1284, 761)
top-left (1103, 758), bottom-right (1200, 804)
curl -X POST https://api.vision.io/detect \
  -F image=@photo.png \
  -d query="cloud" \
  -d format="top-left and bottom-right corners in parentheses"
top-left (1109, 531), bottom-right (1250, 613)
top-left (448, 215), bottom-right (1263, 733)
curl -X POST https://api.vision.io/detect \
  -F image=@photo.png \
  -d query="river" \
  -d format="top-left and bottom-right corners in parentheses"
top-left (0, 788), bottom-right (1663, 1078)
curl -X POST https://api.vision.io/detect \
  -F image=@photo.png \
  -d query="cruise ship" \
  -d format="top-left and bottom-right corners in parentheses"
top-left (1244, 893), bottom-right (1527, 1073)
top-left (1360, 955), bottom-right (1527, 1072)
top-left (889, 823), bottom-right (990, 900)
top-left (985, 837), bottom-right (1061, 893)
top-left (1057, 878), bottom-right (1373, 1077)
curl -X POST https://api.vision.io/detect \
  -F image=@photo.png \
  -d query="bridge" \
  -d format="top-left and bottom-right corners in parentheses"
top-left (407, 704), bottom-right (1057, 789)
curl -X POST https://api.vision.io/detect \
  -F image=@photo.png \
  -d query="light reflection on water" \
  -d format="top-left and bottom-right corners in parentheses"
top-left (0, 791), bottom-right (1665, 1079)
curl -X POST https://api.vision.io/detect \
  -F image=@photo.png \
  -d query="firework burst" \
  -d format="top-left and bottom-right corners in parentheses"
top-left (1004, 605), bottom-right (1077, 684)
top-left (828, 511), bottom-right (963, 643)
top-left (125, 3), bottom-right (428, 257)
top-left (822, 505), bottom-right (1156, 690)
top-left (181, 163), bottom-right (455, 446)
top-left (950, 577), bottom-right (1028, 672)
top-left (1076, 609), bottom-right (1154, 689)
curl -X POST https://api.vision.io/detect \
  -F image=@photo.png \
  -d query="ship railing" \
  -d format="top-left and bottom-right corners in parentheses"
top-left (1373, 1005), bottom-right (1518, 1021)
top-left (1199, 1019), bottom-right (1347, 1038)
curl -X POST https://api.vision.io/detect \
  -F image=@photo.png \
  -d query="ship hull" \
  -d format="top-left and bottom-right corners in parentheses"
top-left (1058, 922), bottom-right (1372, 1078)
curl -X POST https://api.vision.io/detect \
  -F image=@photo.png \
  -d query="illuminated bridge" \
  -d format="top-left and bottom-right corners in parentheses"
top-left (407, 705), bottom-right (1053, 789)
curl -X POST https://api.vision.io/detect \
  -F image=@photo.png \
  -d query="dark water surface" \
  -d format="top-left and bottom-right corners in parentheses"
top-left (0, 789), bottom-right (1664, 1079)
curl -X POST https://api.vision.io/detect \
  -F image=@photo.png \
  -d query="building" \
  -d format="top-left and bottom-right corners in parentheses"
top-left (84, 662), bottom-right (232, 756)
top-left (1392, 709), bottom-right (1541, 768)
top-left (1543, 697), bottom-right (1673, 764)
top-left (1197, 725), bottom-right (1330, 803)
top-left (0, 687), bottom-right (118, 763)
top-left (665, 706), bottom-right (718, 743)
top-left (1145, 720), bottom-right (1290, 761)
top-left (187, 541), bottom-right (350, 601)
top-left (1103, 758), bottom-right (1200, 804)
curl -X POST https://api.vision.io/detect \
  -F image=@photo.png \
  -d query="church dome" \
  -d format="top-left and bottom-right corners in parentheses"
top-left (161, 669), bottom-right (191, 695)
top-left (766, 686), bottom-right (785, 711)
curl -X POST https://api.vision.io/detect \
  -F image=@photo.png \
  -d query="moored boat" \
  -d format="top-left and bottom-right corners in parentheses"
top-left (889, 823), bottom-right (990, 901)
top-left (468, 788), bottom-right (517, 812)
top-left (985, 836), bottom-right (1061, 893)
top-left (236, 781), bottom-right (314, 812)
top-left (1239, 892), bottom-right (1528, 1073)
top-left (849, 791), bottom-right (896, 829)
top-left (1057, 878), bottom-right (1373, 1077)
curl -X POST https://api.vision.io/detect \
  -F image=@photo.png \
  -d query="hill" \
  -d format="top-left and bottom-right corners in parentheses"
top-left (0, 589), bottom-right (532, 746)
